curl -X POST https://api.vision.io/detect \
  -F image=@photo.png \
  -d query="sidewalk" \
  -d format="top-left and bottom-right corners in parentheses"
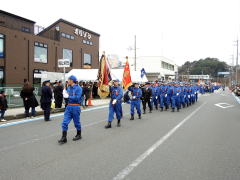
top-left (4, 98), bottom-right (110, 121)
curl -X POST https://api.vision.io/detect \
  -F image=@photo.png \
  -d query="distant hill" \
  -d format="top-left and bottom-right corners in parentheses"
top-left (179, 57), bottom-right (229, 77)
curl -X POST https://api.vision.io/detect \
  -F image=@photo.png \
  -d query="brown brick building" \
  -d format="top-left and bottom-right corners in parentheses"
top-left (0, 10), bottom-right (100, 85)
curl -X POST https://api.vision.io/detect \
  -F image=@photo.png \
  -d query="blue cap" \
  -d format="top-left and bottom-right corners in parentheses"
top-left (68, 75), bottom-right (77, 83)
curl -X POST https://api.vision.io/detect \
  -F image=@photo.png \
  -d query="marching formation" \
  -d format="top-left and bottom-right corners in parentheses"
top-left (56, 55), bottom-right (221, 144)
top-left (104, 81), bottom-right (220, 129)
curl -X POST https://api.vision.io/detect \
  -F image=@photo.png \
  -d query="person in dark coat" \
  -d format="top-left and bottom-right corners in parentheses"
top-left (53, 81), bottom-right (63, 108)
top-left (141, 82), bottom-right (153, 114)
top-left (0, 91), bottom-right (8, 122)
top-left (20, 82), bottom-right (39, 118)
top-left (40, 80), bottom-right (52, 121)
top-left (83, 83), bottom-right (92, 107)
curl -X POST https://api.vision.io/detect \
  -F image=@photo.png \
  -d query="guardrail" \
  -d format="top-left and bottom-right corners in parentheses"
top-left (0, 86), bottom-right (41, 108)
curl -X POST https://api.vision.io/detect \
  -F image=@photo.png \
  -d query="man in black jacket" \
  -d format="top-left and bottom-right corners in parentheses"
top-left (141, 82), bottom-right (153, 114)
top-left (40, 80), bottom-right (52, 121)
top-left (53, 81), bottom-right (63, 108)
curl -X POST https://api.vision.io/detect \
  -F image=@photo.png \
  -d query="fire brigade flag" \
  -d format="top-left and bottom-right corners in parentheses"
top-left (97, 53), bottom-right (111, 98)
top-left (122, 56), bottom-right (132, 90)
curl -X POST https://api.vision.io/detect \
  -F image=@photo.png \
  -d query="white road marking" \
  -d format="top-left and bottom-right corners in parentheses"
top-left (113, 102), bottom-right (206, 180)
top-left (214, 103), bottom-right (234, 109)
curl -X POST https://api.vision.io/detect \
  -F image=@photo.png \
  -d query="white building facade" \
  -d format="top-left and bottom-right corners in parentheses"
top-left (128, 56), bottom-right (178, 81)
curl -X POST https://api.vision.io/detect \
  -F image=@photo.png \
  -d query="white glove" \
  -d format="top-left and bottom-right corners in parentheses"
top-left (133, 96), bottom-right (136, 99)
top-left (112, 99), bottom-right (117, 105)
top-left (195, 92), bottom-right (197, 94)
top-left (176, 93), bottom-right (179, 96)
top-left (165, 94), bottom-right (167, 97)
top-left (188, 95), bottom-right (190, 98)
top-left (63, 90), bottom-right (69, 98)
top-left (155, 96), bottom-right (158, 99)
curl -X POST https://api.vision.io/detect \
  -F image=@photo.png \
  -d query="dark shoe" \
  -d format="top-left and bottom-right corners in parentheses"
top-left (143, 110), bottom-right (146, 114)
top-left (58, 131), bottom-right (67, 144)
top-left (161, 107), bottom-right (163, 112)
top-left (73, 130), bottom-right (82, 141)
top-left (172, 108), bottom-right (175, 112)
top-left (138, 114), bottom-right (141, 119)
top-left (45, 119), bottom-right (51, 121)
top-left (105, 122), bottom-right (112, 129)
top-left (149, 110), bottom-right (152, 113)
top-left (177, 108), bottom-right (180, 112)
top-left (155, 107), bottom-right (158, 110)
top-left (117, 120), bottom-right (121, 127)
top-left (130, 115), bottom-right (134, 120)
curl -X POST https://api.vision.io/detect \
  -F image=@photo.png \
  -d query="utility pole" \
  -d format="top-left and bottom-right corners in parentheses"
top-left (236, 39), bottom-right (239, 84)
top-left (134, 35), bottom-right (137, 71)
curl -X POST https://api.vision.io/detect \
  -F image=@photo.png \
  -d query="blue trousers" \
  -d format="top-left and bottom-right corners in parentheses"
top-left (131, 100), bottom-right (141, 115)
top-left (62, 105), bottom-right (81, 131)
top-left (159, 95), bottom-right (165, 108)
top-left (180, 95), bottom-right (185, 107)
top-left (171, 96), bottom-right (180, 109)
top-left (108, 102), bottom-right (122, 122)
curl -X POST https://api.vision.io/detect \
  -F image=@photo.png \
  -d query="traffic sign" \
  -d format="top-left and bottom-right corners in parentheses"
top-left (58, 59), bottom-right (70, 68)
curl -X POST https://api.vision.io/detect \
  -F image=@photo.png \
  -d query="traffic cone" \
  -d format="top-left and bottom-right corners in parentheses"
top-left (88, 93), bottom-right (93, 106)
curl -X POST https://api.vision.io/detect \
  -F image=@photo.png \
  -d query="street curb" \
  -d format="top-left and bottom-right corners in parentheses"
top-left (4, 103), bottom-right (110, 121)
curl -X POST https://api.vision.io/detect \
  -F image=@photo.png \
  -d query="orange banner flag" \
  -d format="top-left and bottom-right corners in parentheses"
top-left (122, 56), bottom-right (132, 90)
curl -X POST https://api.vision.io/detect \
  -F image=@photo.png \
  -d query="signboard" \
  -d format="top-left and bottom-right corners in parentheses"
top-left (74, 28), bottom-right (92, 39)
top-left (217, 72), bottom-right (230, 75)
top-left (58, 59), bottom-right (70, 68)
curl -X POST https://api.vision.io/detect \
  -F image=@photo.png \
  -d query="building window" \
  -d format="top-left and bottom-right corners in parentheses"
top-left (61, 32), bottom-right (75, 40)
top-left (34, 42), bottom-right (48, 63)
top-left (83, 53), bottom-right (92, 68)
top-left (0, 34), bottom-right (5, 58)
top-left (82, 40), bottom-right (93, 45)
top-left (22, 27), bottom-right (30, 33)
top-left (0, 67), bottom-right (4, 85)
top-left (63, 48), bottom-right (73, 66)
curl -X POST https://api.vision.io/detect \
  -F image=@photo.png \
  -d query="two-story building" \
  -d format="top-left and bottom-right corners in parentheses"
top-left (0, 10), bottom-right (100, 85)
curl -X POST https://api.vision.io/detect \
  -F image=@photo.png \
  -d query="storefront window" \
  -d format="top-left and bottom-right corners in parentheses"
top-left (0, 34), bottom-right (5, 58)
top-left (63, 48), bottom-right (73, 66)
top-left (34, 42), bottom-right (48, 63)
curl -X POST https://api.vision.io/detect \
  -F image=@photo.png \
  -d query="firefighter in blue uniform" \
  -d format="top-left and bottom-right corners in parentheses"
top-left (180, 83), bottom-right (186, 108)
top-left (128, 83), bottom-right (142, 120)
top-left (158, 82), bottom-right (165, 111)
top-left (58, 75), bottom-right (82, 144)
top-left (105, 79), bottom-right (123, 129)
top-left (152, 82), bottom-right (159, 110)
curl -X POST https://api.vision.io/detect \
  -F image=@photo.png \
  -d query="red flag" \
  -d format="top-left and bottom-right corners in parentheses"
top-left (97, 54), bottom-right (111, 98)
top-left (122, 57), bottom-right (132, 90)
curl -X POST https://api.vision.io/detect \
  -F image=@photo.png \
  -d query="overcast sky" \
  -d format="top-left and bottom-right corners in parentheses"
top-left (2, 0), bottom-right (240, 65)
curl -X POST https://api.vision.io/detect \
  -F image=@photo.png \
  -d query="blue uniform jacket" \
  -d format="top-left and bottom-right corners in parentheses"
top-left (67, 84), bottom-right (82, 104)
top-left (110, 86), bottom-right (123, 102)
top-left (128, 87), bottom-right (142, 100)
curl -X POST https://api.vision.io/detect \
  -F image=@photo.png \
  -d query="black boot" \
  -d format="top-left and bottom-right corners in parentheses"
top-left (117, 120), bottom-right (121, 127)
top-left (130, 115), bottom-right (134, 120)
top-left (73, 130), bottom-right (82, 141)
top-left (138, 114), bottom-right (141, 119)
top-left (172, 108), bottom-right (175, 112)
top-left (105, 122), bottom-right (112, 129)
top-left (143, 109), bottom-right (146, 114)
top-left (161, 107), bottom-right (163, 112)
top-left (177, 108), bottom-right (180, 112)
top-left (58, 131), bottom-right (67, 144)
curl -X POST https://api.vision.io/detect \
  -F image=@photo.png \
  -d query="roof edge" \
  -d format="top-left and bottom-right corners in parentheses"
top-left (38, 19), bottom-right (100, 37)
top-left (0, 10), bottom-right (35, 24)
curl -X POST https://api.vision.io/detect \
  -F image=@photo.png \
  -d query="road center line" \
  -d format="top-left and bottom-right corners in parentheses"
top-left (113, 102), bottom-right (206, 180)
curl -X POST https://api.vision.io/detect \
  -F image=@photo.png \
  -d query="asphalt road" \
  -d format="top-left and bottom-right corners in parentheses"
top-left (0, 89), bottom-right (239, 180)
